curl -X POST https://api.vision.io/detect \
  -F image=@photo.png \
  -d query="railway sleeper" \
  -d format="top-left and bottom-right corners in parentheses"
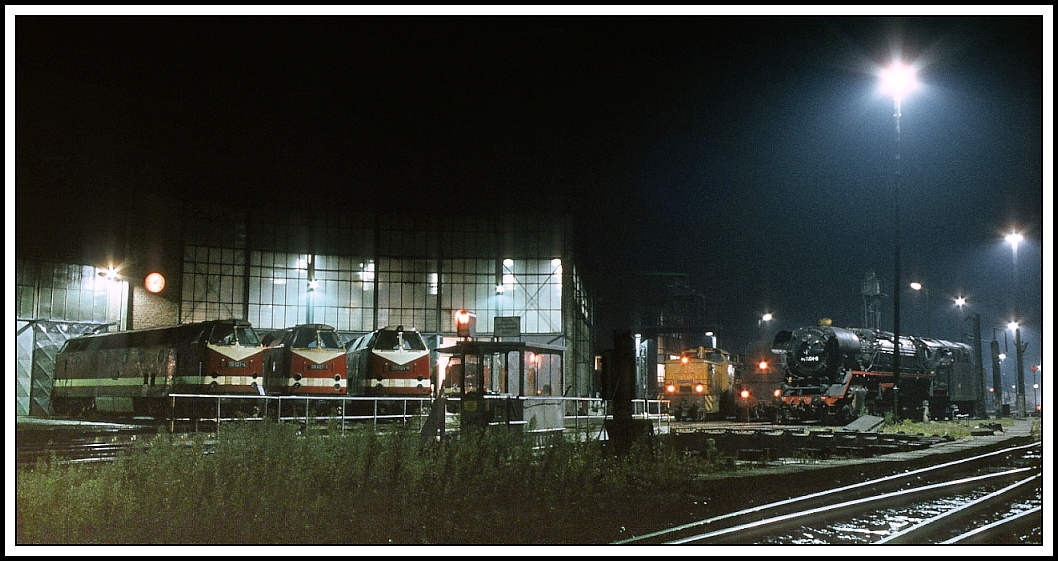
top-left (735, 448), bottom-right (778, 463)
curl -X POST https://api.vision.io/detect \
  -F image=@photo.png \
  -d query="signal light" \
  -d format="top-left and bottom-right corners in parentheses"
top-left (740, 390), bottom-right (750, 399)
top-left (681, 356), bottom-right (689, 364)
top-left (695, 384), bottom-right (704, 393)
top-left (759, 361), bottom-right (768, 370)
top-left (666, 384), bottom-right (676, 393)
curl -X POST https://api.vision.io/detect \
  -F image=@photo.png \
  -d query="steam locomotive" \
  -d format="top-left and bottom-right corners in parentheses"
top-left (770, 321), bottom-right (978, 425)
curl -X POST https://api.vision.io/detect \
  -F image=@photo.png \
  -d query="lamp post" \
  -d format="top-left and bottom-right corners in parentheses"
top-left (1006, 231), bottom-right (1027, 417)
top-left (881, 61), bottom-right (917, 419)
top-left (758, 313), bottom-right (773, 343)
top-left (1032, 364), bottom-right (1041, 414)
top-left (958, 303), bottom-right (988, 419)
top-left (909, 282), bottom-right (930, 337)
top-left (1036, 362), bottom-right (1045, 414)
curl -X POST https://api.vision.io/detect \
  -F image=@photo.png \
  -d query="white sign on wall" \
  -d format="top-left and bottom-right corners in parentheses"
top-left (494, 316), bottom-right (521, 338)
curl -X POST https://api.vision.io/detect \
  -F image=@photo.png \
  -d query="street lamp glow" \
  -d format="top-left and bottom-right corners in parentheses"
top-left (880, 61), bottom-right (918, 101)
top-left (954, 296), bottom-right (966, 308)
top-left (97, 265), bottom-right (120, 281)
top-left (1007, 321), bottom-right (1019, 332)
top-left (1005, 231), bottom-right (1023, 250)
top-left (762, 313), bottom-right (772, 322)
top-left (909, 282), bottom-right (922, 291)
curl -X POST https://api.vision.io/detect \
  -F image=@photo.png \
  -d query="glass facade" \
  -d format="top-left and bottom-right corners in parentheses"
top-left (177, 208), bottom-right (580, 340)
top-left (15, 259), bottom-right (126, 325)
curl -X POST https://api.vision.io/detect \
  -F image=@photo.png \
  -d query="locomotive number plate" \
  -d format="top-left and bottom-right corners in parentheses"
top-left (226, 361), bottom-right (247, 368)
top-left (388, 364), bottom-right (411, 371)
top-left (308, 364), bottom-right (330, 370)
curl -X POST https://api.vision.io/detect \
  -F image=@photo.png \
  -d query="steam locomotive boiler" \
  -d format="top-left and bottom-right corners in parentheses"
top-left (770, 321), bottom-right (978, 425)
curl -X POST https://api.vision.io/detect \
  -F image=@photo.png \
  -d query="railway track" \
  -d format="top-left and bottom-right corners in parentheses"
top-left (614, 442), bottom-right (1042, 545)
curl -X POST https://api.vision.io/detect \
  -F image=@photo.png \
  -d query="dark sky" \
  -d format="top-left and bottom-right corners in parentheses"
top-left (11, 10), bottom-right (1049, 369)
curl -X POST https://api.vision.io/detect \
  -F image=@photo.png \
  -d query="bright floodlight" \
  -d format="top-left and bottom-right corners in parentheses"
top-left (954, 296), bottom-right (966, 307)
top-left (1008, 321), bottom-right (1019, 332)
top-left (880, 61), bottom-right (918, 101)
top-left (762, 313), bottom-right (772, 322)
top-left (910, 282), bottom-right (923, 291)
top-left (1006, 231), bottom-right (1023, 249)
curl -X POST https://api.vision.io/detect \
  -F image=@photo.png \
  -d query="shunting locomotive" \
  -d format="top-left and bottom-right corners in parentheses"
top-left (660, 346), bottom-right (736, 421)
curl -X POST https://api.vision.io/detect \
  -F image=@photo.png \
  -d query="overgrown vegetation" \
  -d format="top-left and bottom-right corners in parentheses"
top-left (881, 416), bottom-right (1022, 440)
top-left (16, 422), bottom-right (726, 545)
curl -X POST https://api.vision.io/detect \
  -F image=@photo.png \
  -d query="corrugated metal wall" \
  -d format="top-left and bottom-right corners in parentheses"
top-left (15, 320), bottom-right (107, 416)
top-left (16, 321), bottom-right (33, 416)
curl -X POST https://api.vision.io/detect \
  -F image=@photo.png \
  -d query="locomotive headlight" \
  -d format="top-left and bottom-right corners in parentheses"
top-left (666, 384), bottom-right (676, 393)
top-left (773, 389), bottom-right (782, 398)
top-left (741, 390), bottom-right (750, 399)
top-left (681, 357), bottom-right (689, 365)
top-left (695, 384), bottom-right (704, 393)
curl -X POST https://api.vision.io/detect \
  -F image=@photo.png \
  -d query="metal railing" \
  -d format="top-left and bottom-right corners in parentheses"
top-left (167, 393), bottom-right (671, 437)
top-left (167, 393), bottom-right (432, 433)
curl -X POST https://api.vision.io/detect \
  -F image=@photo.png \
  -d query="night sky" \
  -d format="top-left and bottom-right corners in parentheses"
top-left (10, 9), bottom-right (1050, 371)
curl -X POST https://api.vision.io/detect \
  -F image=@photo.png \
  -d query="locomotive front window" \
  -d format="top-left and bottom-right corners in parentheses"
top-left (376, 330), bottom-right (400, 350)
top-left (402, 333), bottom-right (426, 351)
top-left (318, 330), bottom-right (342, 349)
top-left (235, 325), bottom-right (261, 346)
top-left (292, 329), bottom-right (318, 348)
top-left (209, 325), bottom-right (237, 345)
top-left (207, 324), bottom-right (261, 346)
top-left (374, 330), bottom-right (426, 351)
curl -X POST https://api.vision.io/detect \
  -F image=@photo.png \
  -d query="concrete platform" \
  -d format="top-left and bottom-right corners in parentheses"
top-left (695, 418), bottom-right (1040, 481)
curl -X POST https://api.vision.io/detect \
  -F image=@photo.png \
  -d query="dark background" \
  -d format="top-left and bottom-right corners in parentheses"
top-left (13, 13), bottom-right (1047, 363)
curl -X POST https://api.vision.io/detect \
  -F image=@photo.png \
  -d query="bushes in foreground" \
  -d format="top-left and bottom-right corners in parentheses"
top-left (17, 422), bottom-right (715, 544)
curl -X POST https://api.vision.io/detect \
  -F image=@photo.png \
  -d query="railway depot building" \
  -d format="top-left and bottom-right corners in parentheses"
top-left (14, 204), bottom-right (595, 416)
